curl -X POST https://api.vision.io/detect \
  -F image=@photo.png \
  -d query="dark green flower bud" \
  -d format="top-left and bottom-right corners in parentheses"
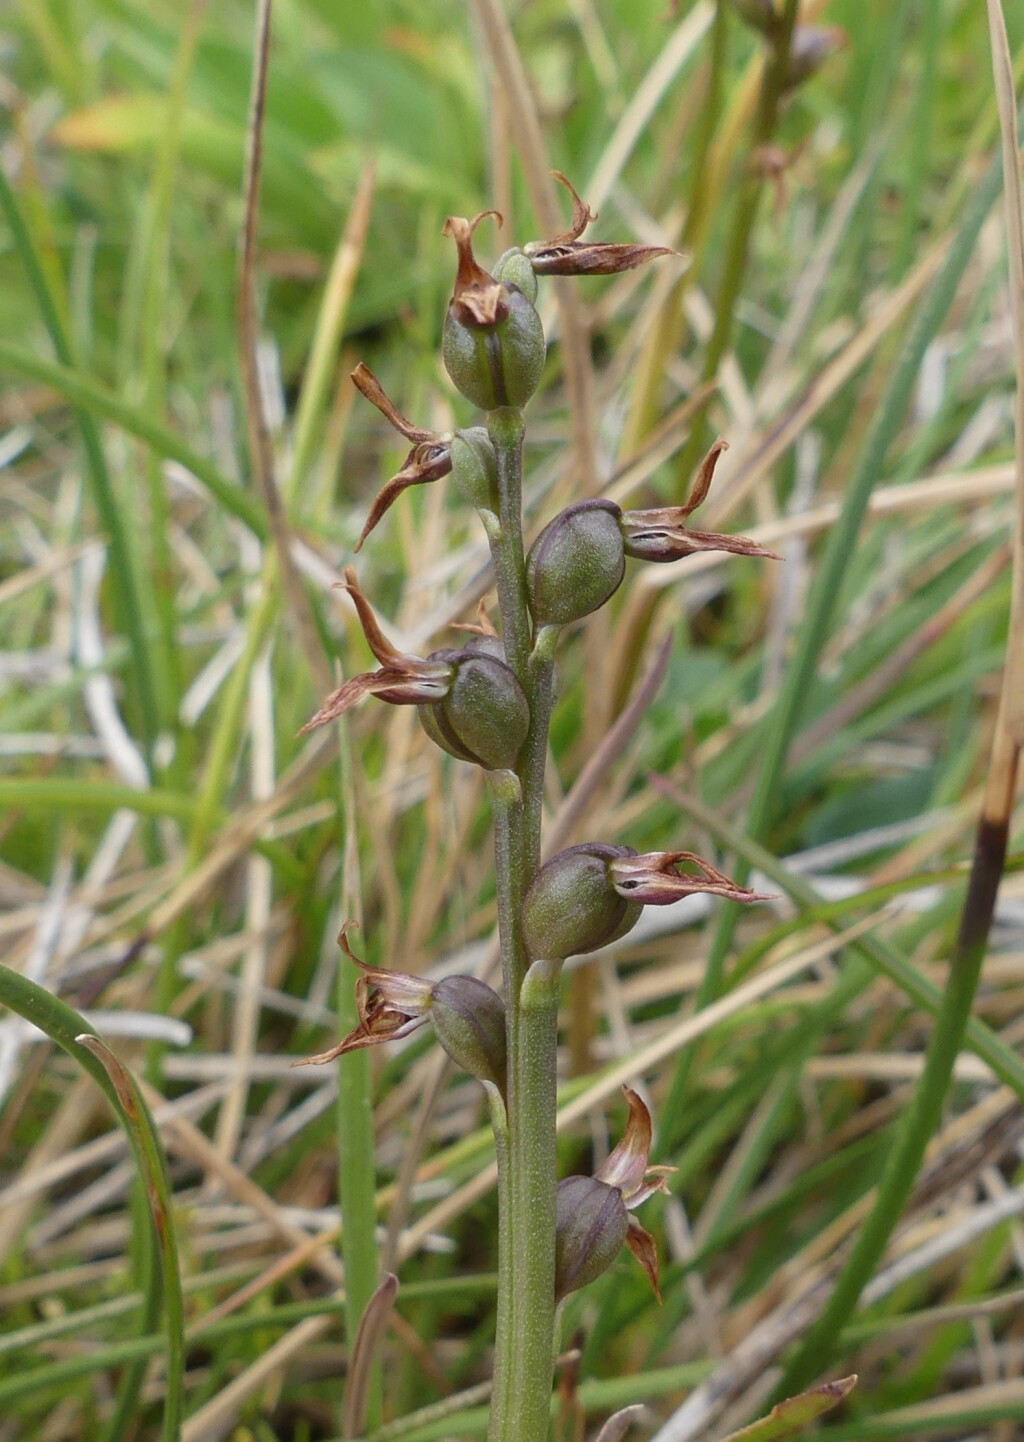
top-left (521, 844), bottom-right (642, 961)
top-left (431, 975), bottom-right (507, 1091)
top-left (526, 499), bottom-right (626, 625)
top-left (450, 428), bottom-right (499, 512)
top-left (441, 214), bottom-right (546, 411)
top-left (555, 1175), bottom-right (629, 1301)
top-left (418, 640), bottom-right (529, 771)
top-left (493, 247), bottom-right (539, 304)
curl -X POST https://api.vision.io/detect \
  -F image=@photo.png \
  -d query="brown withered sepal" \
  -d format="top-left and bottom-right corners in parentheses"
top-left (292, 924), bottom-right (434, 1065)
top-left (350, 363), bottom-right (453, 550)
top-left (524, 172), bottom-right (678, 277)
top-left (291, 926), bottom-right (507, 1090)
top-left (555, 1089), bottom-right (675, 1301)
top-left (620, 440), bottom-right (779, 563)
top-left (608, 850), bottom-right (772, 906)
top-left (442, 211), bottom-right (509, 328)
top-left (299, 568), bottom-right (452, 734)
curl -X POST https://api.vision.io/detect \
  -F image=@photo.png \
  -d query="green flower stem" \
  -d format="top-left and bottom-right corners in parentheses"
top-left (484, 1085), bottom-right (512, 1442)
top-left (485, 397), bottom-right (560, 1440)
top-left (486, 770), bottom-right (531, 1442)
top-left (507, 959), bottom-right (560, 1442)
top-left (521, 628), bottom-right (559, 876)
top-left (486, 408), bottom-right (532, 681)
top-left (487, 771), bottom-right (530, 1007)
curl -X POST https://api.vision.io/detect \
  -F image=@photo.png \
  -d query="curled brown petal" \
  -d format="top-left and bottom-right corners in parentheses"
top-left (627, 1167), bottom-right (676, 1211)
top-left (354, 440), bottom-right (453, 552)
top-left (620, 437), bottom-right (780, 562)
top-left (595, 1087), bottom-right (653, 1199)
top-left (609, 850), bottom-right (773, 906)
top-left (525, 240), bottom-right (678, 277)
top-left (298, 668), bottom-right (450, 734)
top-left (681, 437), bottom-right (728, 516)
top-left (621, 515), bottom-right (780, 562)
top-left (291, 922), bottom-right (434, 1064)
top-left (548, 170), bottom-right (597, 244)
top-left (524, 172), bottom-right (679, 275)
top-left (351, 363), bottom-right (434, 443)
top-left (623, 1215), bottom-right (662, 1303)
top-left (450, 598), bottom-right (499, 638)
top-left (297, 672), bottom-right (388, 734)
top-left (341, 567), bottom-right (411, 666)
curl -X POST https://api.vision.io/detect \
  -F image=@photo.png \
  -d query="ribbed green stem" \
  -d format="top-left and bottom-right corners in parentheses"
top-left (485, 398), bottom-right (559, 1441)
top-left (507, 960), bottom-right (559, 1442)
top-left (488, 772), bottom-right (530, 1007)
top-left (486, 408), bottom-right (531, 681)
top-left (486, 771), bottom-right (530, 1442)
top-left (521, 629), bottom-right (558, 876)
top-left (485, 1086), bottom-right (512, 1442)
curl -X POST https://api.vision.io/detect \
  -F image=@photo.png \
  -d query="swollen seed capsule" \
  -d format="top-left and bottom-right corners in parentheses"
top-left (442, 288), bottom-right (546, 411)
top-left (526, 500), bottom-right (626, 626)
top-left (441, 214), bottom-right (547, 411)
top-left (521, 844), bottom-right (642, 960)
top-left (430, 975), bottom-right (507, 1091)
top-left (417, 643), bottom-right (530, 771)
top-left (555, 1175), bottom-right (629, 1301)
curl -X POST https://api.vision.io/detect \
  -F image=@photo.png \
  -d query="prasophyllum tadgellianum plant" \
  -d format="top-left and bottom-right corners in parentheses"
top-left (299, 175), bottom-right (773, 1442)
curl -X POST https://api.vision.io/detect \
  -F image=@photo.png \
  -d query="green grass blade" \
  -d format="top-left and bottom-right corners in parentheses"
top-left (0, 168), bottom-right (161, 761)
top-left (0, 339), bottom-right (266, 538)
top-left (0, 966), bottom-right (181, 1439)
top-left (682, 112), bottom-right (1019, 1074)
top-left (74, 1036), bottom-right (185, 1442)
